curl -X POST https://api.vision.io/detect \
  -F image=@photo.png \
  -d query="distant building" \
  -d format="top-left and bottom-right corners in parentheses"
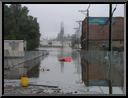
top-left (40, 40), bottom-right (49, 46)
top-left (4, 40), bottom-right (26, 57)
top-left (81, 17), bottom-right (124, 51)
top-left (51, 41), bottom-right (62, 47)
top-left (57, 22), bottom-right (64, 42)
top-left (61, 40), bottom-right (71, 47)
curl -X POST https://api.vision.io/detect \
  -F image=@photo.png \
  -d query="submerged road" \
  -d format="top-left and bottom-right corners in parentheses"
top-left (4, 47), bottom-right (123, 95)
top-left (36, 47), bottom-right (86, 94)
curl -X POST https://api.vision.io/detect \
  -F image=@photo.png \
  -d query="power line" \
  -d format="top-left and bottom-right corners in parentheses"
top-left (112, 4), bottom-right (117, 16)
top-left (78, 4), bottom-right (91, 16)
top-left (82, 4), bottom-right (118, 46)
top-left (97, 4), bottom-right (118, 34)
top-left (79, 4), bottom-right (91, 45)
top-left (87, 4), bottom-right (91, 11)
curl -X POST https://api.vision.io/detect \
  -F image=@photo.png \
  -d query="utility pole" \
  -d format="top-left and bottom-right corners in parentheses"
top-left (86, 9), bottom-right (89, 51)
top-left (79, 4), bottom-right (90, 92)
top-left (108, 4), bottom-right (112, 94)
top-left (79, 6), bottom-right (90, 50)
top-left (86, 8), bottom-right (89, 92)
top-left (80, 7), bottom-right (90, 92)
top-left (76, 20), bottom-right (82, 49)
top-left (78, 9), bottom-right (87, 50)
top-left (73, 27), bottom-right (79, 49)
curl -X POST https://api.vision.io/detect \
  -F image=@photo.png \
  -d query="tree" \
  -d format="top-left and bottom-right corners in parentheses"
top-left (4, 4), bottom-right (41, 50)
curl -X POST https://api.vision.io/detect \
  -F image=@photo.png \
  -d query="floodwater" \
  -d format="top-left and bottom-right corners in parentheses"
top-left (25, 47), bottom-right (123, 94)
top-left (4, 47), bottom-right (124, 94)
top-left (30, 47), bottom-right (88, 94)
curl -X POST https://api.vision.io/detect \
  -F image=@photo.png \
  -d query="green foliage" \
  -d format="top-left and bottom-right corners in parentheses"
top-left (4, 4), bottom-right (41, 50)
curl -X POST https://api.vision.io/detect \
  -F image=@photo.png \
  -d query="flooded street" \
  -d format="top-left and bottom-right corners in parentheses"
top-left (3, 4), bottom-right (125, 96)
top-left (4, 47), bottom-right (124, 95)
top-left (33, 47), bottom-right (87, 94)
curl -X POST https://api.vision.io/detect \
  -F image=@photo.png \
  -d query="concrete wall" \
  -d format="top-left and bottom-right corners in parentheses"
top-left (4, 40), bottom-right (25, 51)
top-left (4, 40), bottom-right (26, 57)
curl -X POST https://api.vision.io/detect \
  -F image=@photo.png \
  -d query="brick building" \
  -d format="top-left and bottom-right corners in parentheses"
top-left (81, 17), bottom-right (124, 51)
top-left (81, 17), bottom-right (124, 86)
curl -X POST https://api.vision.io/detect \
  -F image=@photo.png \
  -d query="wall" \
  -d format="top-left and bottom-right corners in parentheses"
top-left (4, 40), bottom-right (25, 57)
top-left (4, 40), bottom-right (24, 51)
top-left (81, 17), bottom-right (124, 50)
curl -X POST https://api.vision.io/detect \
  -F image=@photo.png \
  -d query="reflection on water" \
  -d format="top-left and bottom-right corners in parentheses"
top-left (59, 48), bottom-right (64, 73)
top-left (60, 61), bottom-right (64, 73)
top-left (30, 47), bottom-right (86, 94)
top-left (27, 47), bottom-right (124, 94)
top-left (72, 50), bottom-right (81, 74)
top-left (27, 63), bottom-right (40, 78)
top-left (80, 50), bottom-right (124, 87)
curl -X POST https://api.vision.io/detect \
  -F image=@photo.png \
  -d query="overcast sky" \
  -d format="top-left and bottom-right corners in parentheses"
top-left (22, 4), bottom-right (124, 40)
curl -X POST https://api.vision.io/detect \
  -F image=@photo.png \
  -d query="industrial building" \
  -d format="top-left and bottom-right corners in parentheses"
top-left (80, 17), bottom-right (124, 86)
top-left (81, 17), bottom-right (124, 51)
